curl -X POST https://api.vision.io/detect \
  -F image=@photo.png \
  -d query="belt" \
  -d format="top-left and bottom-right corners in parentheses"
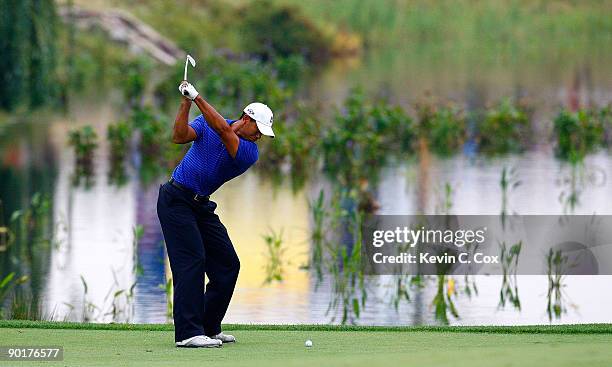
top-left (169, 178), bottom-right (210, 202)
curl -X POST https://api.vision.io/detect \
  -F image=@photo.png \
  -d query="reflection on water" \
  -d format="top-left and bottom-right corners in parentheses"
top-left (2, 107), bottom-right (612, 325)
top-left (2, 39), bottom-right (612, 325)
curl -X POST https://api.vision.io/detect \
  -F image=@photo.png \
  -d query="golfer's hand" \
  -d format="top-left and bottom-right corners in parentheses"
top-left (179, 81), bottom-right (199, 101)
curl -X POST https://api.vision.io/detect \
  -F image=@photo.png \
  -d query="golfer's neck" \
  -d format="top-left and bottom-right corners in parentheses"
top-left (232, 120), bottom-right (244, 131)
top-left (231, 120), bottom-right (246, 137)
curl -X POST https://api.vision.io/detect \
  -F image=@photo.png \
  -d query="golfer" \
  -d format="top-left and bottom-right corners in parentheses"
top-left (157, 81), bottom-right (274, 348)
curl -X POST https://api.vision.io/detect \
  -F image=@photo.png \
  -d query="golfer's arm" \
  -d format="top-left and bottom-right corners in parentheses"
top-left (193, 95), bottom-right (239, 157)
top-left (172, 98), bottom-right (197, 144)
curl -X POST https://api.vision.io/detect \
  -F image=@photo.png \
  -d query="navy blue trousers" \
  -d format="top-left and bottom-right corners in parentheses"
top-left (156, 182), bottom-right (240, 342)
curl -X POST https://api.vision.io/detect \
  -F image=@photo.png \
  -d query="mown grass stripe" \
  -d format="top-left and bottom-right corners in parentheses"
top-left (1, 320), bottom-right (611, 334)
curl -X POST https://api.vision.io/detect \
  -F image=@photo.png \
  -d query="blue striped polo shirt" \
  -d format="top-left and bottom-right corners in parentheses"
top-left (171, 115), bottom-right (259, 196)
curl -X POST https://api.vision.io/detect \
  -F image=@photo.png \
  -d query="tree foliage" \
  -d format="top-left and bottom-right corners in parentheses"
top-left (0, 0), bottom-right (58, 111)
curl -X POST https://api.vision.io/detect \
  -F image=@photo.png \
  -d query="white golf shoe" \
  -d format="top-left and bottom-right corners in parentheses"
top-left (176, 335), bottom-right (222, 348)
top-left (212, 332), bottom-right (236, 343)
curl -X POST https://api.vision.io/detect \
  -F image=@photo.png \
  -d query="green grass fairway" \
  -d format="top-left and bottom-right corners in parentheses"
top-left (0, 322), bottom-right (611, 367)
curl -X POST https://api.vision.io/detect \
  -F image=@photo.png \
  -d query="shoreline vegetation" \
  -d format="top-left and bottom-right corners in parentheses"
top-left (1, 0), bottom-right (611, 327)
top-left (1, 320), bottom-right (612, 334)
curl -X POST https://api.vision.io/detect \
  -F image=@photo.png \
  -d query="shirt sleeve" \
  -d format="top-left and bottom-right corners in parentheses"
top-left (188, 115), bottom-right (206, 140)
top-left (233, 139), bottom-right (259, 170)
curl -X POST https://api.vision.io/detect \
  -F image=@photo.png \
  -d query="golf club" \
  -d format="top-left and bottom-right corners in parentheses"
top-left (183, 54), bottom-right (196, 96)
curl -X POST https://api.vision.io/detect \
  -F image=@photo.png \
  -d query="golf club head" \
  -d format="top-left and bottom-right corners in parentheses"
top-left (187, 55), bottom-right (196, 67)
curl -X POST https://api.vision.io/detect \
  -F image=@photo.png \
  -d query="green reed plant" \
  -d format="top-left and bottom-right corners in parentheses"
top-left (1, 193), bottom-right (53, 320)
top-left (322, 88), bottom-right (415, 188)
top-left (107, 120), bottom-right (132, 162)
top-left (0, 273), bottom-right (30, 319)
top-left (325, 189), bottom-right (366, 325)
top-left (553, 108), bottom-right (605, 163)
top-left (262, 229), bottom-right (286, 284)
top-left (416, 97), bottom-right (466, 156)
top-left (107, 120), bottom-right (133, 186)
top-left (391, 275), bottom-right (411, 311)
top-left (9, 193), bottom-right (52, 247)
top-left (308, 188), bottom-right (367, 324)
top-left (558, 162), bottom-right (581, 214)
top-left (80, 275), bottom-right (94, 322)
top-left (68, 125), bottom-right (98, 187)
top-left (286, 105), bottom-right (323, 172)
top-left (130, 107), bottom-right (169, 157)
top-left (68, 126), bottom-right (98, 163)
top-left (158, 277), bottom-right (173, 322)
top-left (9, 288), bottom-right (44, 320)
top-left (500, 166), bottom-right (521, 224)
top-left (102, 268), bottom-right (137, 323)
top-left (598, 105), bottom-right (612, 146)
top-left (499, 241), bottom-right (522, 311)
top-left (435, 182), bottom-right (454, 215)
top-left (257, 102), bottom-right (323, 192)
top-left (546, 248), bottom-right (568, 321)
top-left (120, 57), bottom-right (152, 109)
top-left (476, 99), bottom-right (532, 154)
top-left (0, 200), bottom-right (13, 252)
top-left (308, 190), bottom-right (326, 281)
top-left (462, 274), bottom-right (478, 299)
top-left (432, 273), bottom-right (459, 325)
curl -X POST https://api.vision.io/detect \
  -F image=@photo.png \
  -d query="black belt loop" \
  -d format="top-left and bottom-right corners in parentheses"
top-left (168, 178), bottom-right (210, 203)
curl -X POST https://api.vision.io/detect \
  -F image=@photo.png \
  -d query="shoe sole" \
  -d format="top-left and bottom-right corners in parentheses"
top-left (176, 344), bottom-right (222, 348)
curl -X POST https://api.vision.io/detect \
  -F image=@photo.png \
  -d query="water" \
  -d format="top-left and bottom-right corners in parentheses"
top-left (1, 38), bottom-right (612, 325)
top-left (1, 102), bottom-right (612, 325)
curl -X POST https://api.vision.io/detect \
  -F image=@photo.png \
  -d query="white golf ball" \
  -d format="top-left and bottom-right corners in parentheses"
top-left (305, 340), bottom-right (313, 347)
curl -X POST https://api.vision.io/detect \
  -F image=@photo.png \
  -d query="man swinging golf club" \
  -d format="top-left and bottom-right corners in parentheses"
top-left (156, 69), bottom-right (274, 347)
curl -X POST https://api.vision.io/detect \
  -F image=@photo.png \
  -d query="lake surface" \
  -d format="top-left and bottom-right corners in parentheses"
top-left (1, 43), bottom-right (611, 325)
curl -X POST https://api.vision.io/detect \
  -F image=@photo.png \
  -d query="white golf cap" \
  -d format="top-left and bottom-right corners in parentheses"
top-left (244, 102), bottom-right (275, 137)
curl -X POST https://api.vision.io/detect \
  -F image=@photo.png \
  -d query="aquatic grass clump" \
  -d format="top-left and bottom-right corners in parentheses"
top-left (127, 106), bottom-right (177, 184)
top-left (257, 102), bottom-right (322, 192)
top-left (597, 105), bottom-right (612, 146)
top-left (107, 120), bottom-right (133, 185)
top-left (320, 89), bottom-right (415, 213)
top-left (107, 121), bottom-right (132, 161)
top-left (476, 99), bottom-right (532, 154)
top-left (499, 241), bottom-right (522, 311)
top-left (68, 125), bottom-right (98, 163)
top-left (307, 189), bottom-right (367, 324)
top-left (553, 108), bottom-right (606, 163)
top-left (546, 248), bottom-right (569, 321)
top-left (500, 166), bottom-right (521, 223)
top-left (322, 88), bottom-right (415, 187)
top-left (0, 273), bottom-right (31, 319)
top-left (262, 229), bottom-right (286, 284)
top-left (0, 192), bottom-right (53, 320)
top-left (432, 274), bottom-right (459, 325)
top-left (120, 57), bottom-right (152, 109)
top-left (129, 107), bottom-right (169, 157)
top-left (416, 97), bottom-right (466, 156)
top-left (68, 125), bottom-right (98, 186)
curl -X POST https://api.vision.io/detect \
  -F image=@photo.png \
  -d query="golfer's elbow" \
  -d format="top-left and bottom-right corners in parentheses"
top-left (172, 131), bottom-right (189, 144)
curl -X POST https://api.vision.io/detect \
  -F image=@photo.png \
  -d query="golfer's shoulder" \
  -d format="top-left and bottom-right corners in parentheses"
top-left (235, 138), bottom-right (259, 167)
top-left (189, 114), bottom-right (207, 138)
